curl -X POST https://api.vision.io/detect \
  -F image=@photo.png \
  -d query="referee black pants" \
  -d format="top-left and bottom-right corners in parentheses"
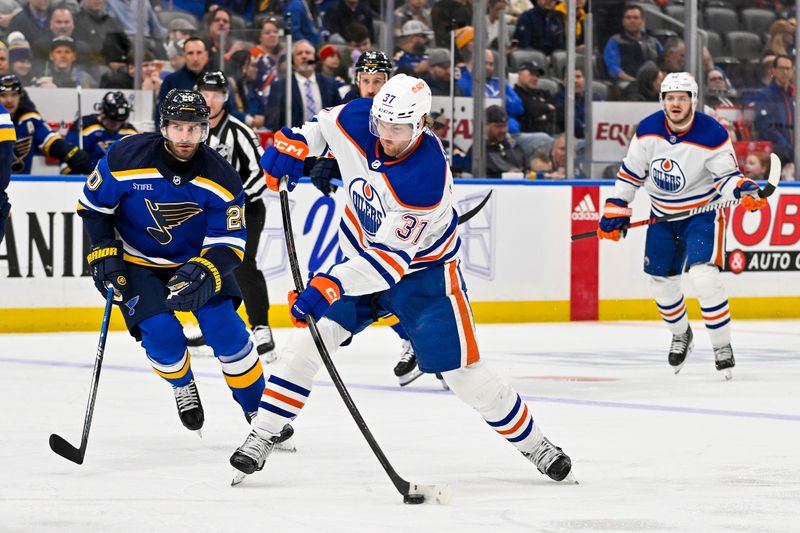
top-left (235, 198), bottom-right (270, 328)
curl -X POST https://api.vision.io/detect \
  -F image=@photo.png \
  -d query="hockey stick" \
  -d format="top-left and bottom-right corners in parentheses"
top-left (571, 153), bottom-right (782, 241)
top-left (49, 285), bottom-right (114, 464)
top-left (278, 177), bottom-right (451, 505)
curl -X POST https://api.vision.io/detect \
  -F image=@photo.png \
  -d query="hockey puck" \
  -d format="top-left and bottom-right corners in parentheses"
top-left (403, 494), bottom-right (425, 505)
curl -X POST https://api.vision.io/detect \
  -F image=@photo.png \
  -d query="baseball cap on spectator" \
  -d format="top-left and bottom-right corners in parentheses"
top-left (8, 39), bottom-right (32, 63)
top-left (518, 61), bottom-right (544, 75)
top-left (50, 36), bottom-right (76, 52)
top-left (486, 105), bottom-right (508, 124)
top-left (400, 20), bottom-right (432, 38)
top-left (319, 44), bottom-right (340, 62)
top-left (168, 18), bottom-right (197, 32)
top-left (427, 48), bottom-right (450, 67)
top-left (455, 26), bottom-right (474, 49)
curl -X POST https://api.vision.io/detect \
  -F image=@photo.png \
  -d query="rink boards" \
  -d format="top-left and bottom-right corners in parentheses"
top-left (1, 177), bottom-right (798, 332)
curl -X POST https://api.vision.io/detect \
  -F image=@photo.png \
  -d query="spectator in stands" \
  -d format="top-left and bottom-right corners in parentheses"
top-left (602, 5), bottom-right (661, 83)
top-left (395, 20), bottom-right (432, 76)
top-left (541, 133), bottom-right (585, 179)
top-left (754, 54), bottom-right (796, 163)
top-left (167, 17), bottom-right (196, 45)
top-left (42, 36), bottom-right (96, 88)
top-left (453, 25), bottom-right (473, 63)
top-left (430, 0), bottom-right (472, 48)
top-left (743, 151), bottom-right (771, 180)
top-left (0, 42), bottom-right (7, 76)
top-left (553, 0), bottom-right (585, 48)
top-left (429, 110), bottom-right (466, 163)
top-left (526, 148), bottom-right (552, 179)
top-left (140, 50), bottom-right (161, 92)
top-left (264, 39), bottom-right (341, 130)
top-left (32, 6), bottom-right (90, 67)
top-left (621, 63), bottom-right (663, 102)
top-left (660, 37), bottom-right (685, 74)
top-left (250, 17), bottom-right (283, 64)
top-left (74, 0), bottom-right (127, 68)
top-left (317, 43), bottom-right (343, 82)
top-left (457, 48), bottom-right (525, 133)
top-left (555, 66), bottom-right (598, 138)
top-left (105, 0), bottom-right (166, 58)
top-left (704, 67), bottom-right (737, 108)
top-left (156, 37), bottom-right (209, 121)
top-left (513, 60), bottom-right (557, 134)
top-left (8, 0), bottom-right (51, 45)
top-left (163, 39), bottom-right (185, 76)
top-left (487, 0), bottom-right (514, 50)
top-left (99, 45), bottom-right (133, 88)
top-left (0, 0), bottom-right (22, 32)
top-left (203, 7), bottom-right (248, 72)
top-left (8, 37), bottom-right (35, 85)
top-left (764, 19), bottom-right (796, 58)
top-left (323, 0), bottom-right (374, 43)
top-left (464, 105), bottom-right (527, 178)
top-left (512, 0), bottom-right (564, 57)
top-left (284, 0), bottom-right (321, 46)
top-left (394, 0), bottom-right (431, 36)
top-left (421, 48), bottom-right (458, 96)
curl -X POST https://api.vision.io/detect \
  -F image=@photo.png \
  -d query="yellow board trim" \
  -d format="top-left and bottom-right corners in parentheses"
top-left (0, 298), bottom-right (797, 333)
top-left (223, 361), bottom-right (264, 389)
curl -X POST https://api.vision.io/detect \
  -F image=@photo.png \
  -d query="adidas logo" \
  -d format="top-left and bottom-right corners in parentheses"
top-left (572, 194), bottom-right (600, 221)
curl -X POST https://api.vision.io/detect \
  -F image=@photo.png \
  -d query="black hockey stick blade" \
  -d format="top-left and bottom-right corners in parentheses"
top-left (49, 433), bottom-right (85, 465)
top-left (457, 190), bottom-right (492, 225)
top-left (758, 153), bottom-right (782, 198)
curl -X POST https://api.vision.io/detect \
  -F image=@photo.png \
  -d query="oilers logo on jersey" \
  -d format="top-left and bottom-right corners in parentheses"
top-left (350, 177), bottom-right (385, 237)
top-left (144, 199), bottom-right (203, 245)
top-left (650, 158), bottom-right (687, 193)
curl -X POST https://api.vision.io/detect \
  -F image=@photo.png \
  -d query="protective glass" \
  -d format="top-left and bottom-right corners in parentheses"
top-left (161, 121), bottom-right (209, 144)
top-left (369, 114), bottom-right (416, 142)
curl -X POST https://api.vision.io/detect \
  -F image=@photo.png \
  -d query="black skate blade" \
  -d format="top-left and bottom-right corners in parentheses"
top-left (49, 434), bottom-right (84, 465)
top-left (398, 369), bottom-right (424, 386)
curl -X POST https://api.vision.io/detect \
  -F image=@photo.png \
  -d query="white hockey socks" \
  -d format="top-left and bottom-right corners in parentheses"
top-left (649, 275), bottom-right (690, 335)
top-left (442, 361), bottom-right (543, 455)
top-left (688, 263), bottom-right (732, 347)
top-left (252, 318), bottom-right (350, 437)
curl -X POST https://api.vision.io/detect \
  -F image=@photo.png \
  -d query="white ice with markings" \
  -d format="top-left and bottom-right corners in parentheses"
top-left (1, 320), bottom-right (799, 532)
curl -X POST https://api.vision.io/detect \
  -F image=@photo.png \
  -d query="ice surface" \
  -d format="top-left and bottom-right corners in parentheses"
top-left (1, 320), bottom-right (799, 532)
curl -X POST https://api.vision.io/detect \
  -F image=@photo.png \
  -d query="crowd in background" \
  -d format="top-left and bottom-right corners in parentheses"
top-left (0, 0), bottom-right (795, 179)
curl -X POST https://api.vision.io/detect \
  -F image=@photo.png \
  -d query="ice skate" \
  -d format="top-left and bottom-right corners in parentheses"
top-left (230, 428), bottom-right (280, 485)
top-left (173, 379), bottom-right (204, 436)
top-left (713, 344), bottom-right (735, 380)
top-left (253, 325), bottom-right (276, 362)
top-left (394, 340), bottom-right (423, 386)
top-left (435, 373), bottom-right (450, 391)
top-left (668, 326), bottom-right (694, 374)
top-left (523, 436), bottom-right (576, 483)
top-left (243, 413), bottom-right (297, 453)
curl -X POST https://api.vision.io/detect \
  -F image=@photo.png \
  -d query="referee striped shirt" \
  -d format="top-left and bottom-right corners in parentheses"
top-left (207, 112), bottom-right (266, 200)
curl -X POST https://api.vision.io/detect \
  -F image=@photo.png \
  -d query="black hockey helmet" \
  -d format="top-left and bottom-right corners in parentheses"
top-left (0, 74), bottom-right (22, 94)
top-left (355, 51), bottom-right (393, 75)
top-left (196, 71), bottom-right (229, 97)
top-left (159, 88), bottom-right (210, 128)
top-left (96, 90), bottom-right (132, 122)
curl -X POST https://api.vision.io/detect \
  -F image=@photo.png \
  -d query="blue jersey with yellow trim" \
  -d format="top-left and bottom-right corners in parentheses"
top-left (77, 132), bottom-right (246, 268)
top-left (11, 109), bottom-right (60, 174)
top-left (66, 114), bottom-right (138, 168)
top-left (0, 103), bottom-right (16, 193)
top-left (613, 110), bottom-right (743, 219)
top-left (295, 98), bottom-right (459, 296)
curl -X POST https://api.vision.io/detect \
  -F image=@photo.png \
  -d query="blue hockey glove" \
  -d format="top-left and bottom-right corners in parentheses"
top-left (166, 257), bottom-right (221, 312)
top-left (597, 198), bottom-right (632, 241)
top-left (309, 156), bottom-right (341, 197)
top-left (734, 178), bottom-right (768, 211)
top-left (287, 273), bottom-right (343, 328)
top-left (87, 240), bottom-right (129, 302)
top-left (262, 127), bottom-right (308, 192)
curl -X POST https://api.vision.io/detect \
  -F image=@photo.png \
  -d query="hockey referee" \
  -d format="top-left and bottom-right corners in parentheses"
top-left (194, 71), bottom-right (276, 358)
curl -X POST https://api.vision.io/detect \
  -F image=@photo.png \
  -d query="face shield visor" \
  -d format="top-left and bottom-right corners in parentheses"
top-left (161, 120), bottom-right (209, 145)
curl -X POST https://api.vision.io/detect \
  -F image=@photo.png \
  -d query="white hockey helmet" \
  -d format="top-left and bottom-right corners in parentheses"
top-left (659, 71), bottom-right (698, 112)
top-left (369, 73), bottom-right (432, 145)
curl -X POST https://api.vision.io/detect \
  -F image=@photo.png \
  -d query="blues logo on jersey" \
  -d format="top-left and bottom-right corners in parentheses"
top-left (350, 177), bottom-right (385, 236)
top-left (650, 158), bottom-right (686, 193)
top-left (144, 199), bottom-right (203, 245)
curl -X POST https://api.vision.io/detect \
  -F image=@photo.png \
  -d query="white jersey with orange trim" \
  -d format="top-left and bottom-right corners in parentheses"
top-left (613, 110), bottom-right (743, 218)
top-left (294, 98), bottom-right (459, 296)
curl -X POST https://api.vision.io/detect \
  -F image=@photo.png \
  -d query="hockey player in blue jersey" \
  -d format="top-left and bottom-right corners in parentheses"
top-left (0, 75), bottom-right (93, 175)
top-left (0, 101), bottom-right (15, 245)
top-left (66, 91), bottom-right (138, 169)
top-left (77, 89), bottom-right (292, 441)
top-left (230, 74), bottom-right (574, 485)
top-left (598, 72), bottom-right (769, 379)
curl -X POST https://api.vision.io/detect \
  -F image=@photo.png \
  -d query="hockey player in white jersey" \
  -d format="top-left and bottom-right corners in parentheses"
top-left (598, 72), bottom-right (768, 378)
top-left (229, 74), bottom-right (574, 484)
